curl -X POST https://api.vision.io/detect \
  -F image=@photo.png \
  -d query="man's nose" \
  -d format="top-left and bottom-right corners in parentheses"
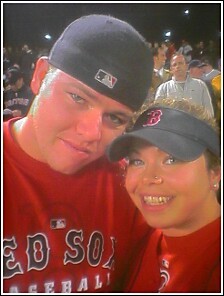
top-left (76, 109), bottom-right (102, 141)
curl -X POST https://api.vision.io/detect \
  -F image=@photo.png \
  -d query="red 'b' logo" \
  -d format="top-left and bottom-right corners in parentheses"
top-left (143, 109), bottom-right (162, 126)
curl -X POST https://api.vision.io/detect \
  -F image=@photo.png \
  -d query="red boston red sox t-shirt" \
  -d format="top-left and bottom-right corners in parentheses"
top-left (124, 218), bottom-right (221, 293)
top-left (3, 119), bottom-right (150, 293)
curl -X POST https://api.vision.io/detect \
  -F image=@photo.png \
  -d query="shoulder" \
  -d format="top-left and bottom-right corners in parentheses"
top-left (189, 77), bottom-right (206, 87)
top-left (159, 79), bottom-right (172, 87)
top-left (163, 69), bottom-right (170, 74)
top-left (84, 156), bottom-right (124, 182)
top-left (205, 260), bottom-right (221, 292)
top-left (3, 88), bottom-right (13, 97)
top-left (163, 69), bottom-right (172, 80)
top-left (27, 86), bottom-right (35, 97)
top-left (3, 119), bottom-right (15, 141)
top-left (212, 74), bottom-right (221, 85)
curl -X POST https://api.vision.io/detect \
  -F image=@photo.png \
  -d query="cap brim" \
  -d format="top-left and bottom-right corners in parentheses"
top-left (198, 63), bottom-right (207, 68)
top-left (5, 79), bottom-right (10, 84)
top-left (5, 78), bottom-right (17, 85)
top-left (107, 128), bottom-right (206, 162)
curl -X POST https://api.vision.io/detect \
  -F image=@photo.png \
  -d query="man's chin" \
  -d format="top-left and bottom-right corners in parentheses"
top-left (48, 157), bottom-right (101, 175)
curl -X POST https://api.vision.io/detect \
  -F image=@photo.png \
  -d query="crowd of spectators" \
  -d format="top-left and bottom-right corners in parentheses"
top-left (3, 38), bottom-right (221, 123)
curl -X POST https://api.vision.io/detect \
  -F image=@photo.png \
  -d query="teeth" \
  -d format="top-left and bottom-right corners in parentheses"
top-left (143, 196), bottom-right (171, 205)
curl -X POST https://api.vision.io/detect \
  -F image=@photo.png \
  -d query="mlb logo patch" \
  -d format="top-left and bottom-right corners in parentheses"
top-left (50, 219), bottom-right (66, 229)
top-left (95, 69), bottom-right (117, 89)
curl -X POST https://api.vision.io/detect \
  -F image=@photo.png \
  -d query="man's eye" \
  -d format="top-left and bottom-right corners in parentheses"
top-left (70, 93), bottom-right (85, 104)
top-left (107, 114), bottom-right (129, 126)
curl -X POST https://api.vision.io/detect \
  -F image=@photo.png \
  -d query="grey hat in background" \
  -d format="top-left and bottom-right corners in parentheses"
top-left (49, 14), bottom-right (153, 111)
top-left (188, 59), bottom-right (207, 69)
top-left (107, 106), bottom-right (220, 162)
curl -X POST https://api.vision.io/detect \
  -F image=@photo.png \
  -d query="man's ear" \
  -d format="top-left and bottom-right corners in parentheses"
top-left (30, 56), bottom-right (49, 95)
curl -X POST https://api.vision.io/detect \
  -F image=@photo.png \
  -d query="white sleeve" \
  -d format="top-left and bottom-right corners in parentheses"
top-left (154, 83), bottom-right (166, 100)
top-left (201, 81), bottom-right (214, 116)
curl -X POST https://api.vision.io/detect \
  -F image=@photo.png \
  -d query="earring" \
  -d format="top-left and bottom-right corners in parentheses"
top-left (213, 183), bottom-right (218, 188)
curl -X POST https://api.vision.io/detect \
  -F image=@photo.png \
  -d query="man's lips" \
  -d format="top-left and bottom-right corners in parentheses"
top-left (59, 138), bottom-right (92, 155)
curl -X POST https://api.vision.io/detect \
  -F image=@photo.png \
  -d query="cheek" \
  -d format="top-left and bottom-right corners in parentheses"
top-left (102, 128), bottom-right (126, 149)
top-left (37, 88), bottom-right (76, 129)
top-left (125, 171), bottom-right (139, 196)
top-left (33, 102), bottom-right (71, 151)
top-left (35, 99), bottom-right (61, 129)
top-left (125, 172), bottom-right (142, 209)
top-left (170, 165), bottom-right (210, 196)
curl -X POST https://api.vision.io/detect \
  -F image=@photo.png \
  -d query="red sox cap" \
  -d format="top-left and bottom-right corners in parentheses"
top-left (48, 14), bottom-right (153, 111)
top-left (107, 106), bottom-right (220, 162)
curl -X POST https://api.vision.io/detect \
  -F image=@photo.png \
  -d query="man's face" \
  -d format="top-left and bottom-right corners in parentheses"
top-left (31, 69), bottom-right (133, 174)
top-left (154, 48), bottom-right (166, 69)
top-left (10, 78), bottom-right (23, 91)
top-left (170, 55), bottom-right (188, 80)
top-left (189, 67), bottom-right (204, 79)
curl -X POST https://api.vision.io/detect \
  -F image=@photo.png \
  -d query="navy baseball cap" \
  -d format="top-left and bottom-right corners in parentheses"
top-left (188, 59), bottom-right (207, 69)
top-left (48, 14), bottom-right (153, 111)
top-left (5, 67), bottom-right (23, 85)
top-left (107, 107), bottom-right (220, 162)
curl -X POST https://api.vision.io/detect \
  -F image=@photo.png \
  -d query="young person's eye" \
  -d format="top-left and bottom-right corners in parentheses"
top-left (164, 156), bottom-right (179, 165)
top-left (127, 158), bottom-right (144, 167)
top-left (70, 93), bottom-right (85, 104)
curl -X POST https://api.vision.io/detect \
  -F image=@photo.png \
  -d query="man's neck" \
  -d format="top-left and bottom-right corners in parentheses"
top-left (173, 74), bottom-right (187, 82)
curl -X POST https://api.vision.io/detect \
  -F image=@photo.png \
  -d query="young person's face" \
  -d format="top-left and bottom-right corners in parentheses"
top-left (125, 142), bottom-right (220, 236)
top-left (30, 69), bottom-right (133, 174)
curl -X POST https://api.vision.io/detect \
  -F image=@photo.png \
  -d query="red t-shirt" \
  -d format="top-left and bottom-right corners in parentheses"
top-left (125, 218), bottom-right (221, 293)
top-left (3, 120), bottom-right (150, 293)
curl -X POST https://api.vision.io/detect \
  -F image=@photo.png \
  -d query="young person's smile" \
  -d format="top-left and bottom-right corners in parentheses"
top-left (125, 144), bottom-right (219, 236)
